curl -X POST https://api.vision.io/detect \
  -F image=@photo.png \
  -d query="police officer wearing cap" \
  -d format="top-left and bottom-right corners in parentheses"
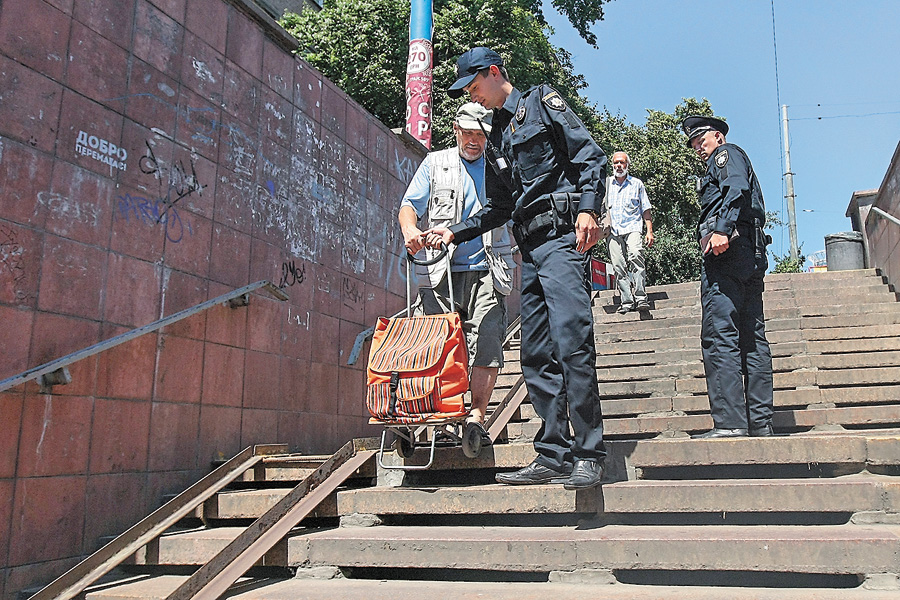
top-left (682, 115), bottom-right (775, 439)
top-left (426, 47), bottom-right (608, 489)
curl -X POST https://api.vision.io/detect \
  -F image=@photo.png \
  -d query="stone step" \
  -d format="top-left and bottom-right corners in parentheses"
top-left (203, 489), bottom-right (338, 520)
top-left (594, 309), bottom-right (900, 340)
top-left (586, 337), bottom-right (900, 370)
top-left (507, 404), bottom-right (900, 440)
top-left (375, 432), bottom-right (900, 478)
top-left (199, 476), bottom-right (900, 521)
top-left (288, 523), bottom-right (900, 577)
top-left (593, 290), bottom-right (899, 322)
top-left (334, 475), bottom-right (900, 518)
top-left (764, 268), bottom-right (884, 286)
top-left (128, 527), bottom-right (283, 567)
top-left (505, 385), bottom-right (900, 422)
top-left (85, 574), bottom-right (900, 600)
top-left (593, 269), bottom-right (888, 301)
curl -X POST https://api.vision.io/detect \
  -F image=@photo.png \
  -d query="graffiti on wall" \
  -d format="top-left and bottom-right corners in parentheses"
top-left (342, 275), bottom-right (364, 308)
top-left (36, 191), bottom-right (102, 229)
top-left (0, 222), bottom-right (28, 302)
top-left (115, 192), bottom-right (192, 243)
top-left (100, 89), bottom-right (415, 284)
top-left (138, 140), bottom-right (206, 218)
top-left (278, 259), bottom-right (305, 289)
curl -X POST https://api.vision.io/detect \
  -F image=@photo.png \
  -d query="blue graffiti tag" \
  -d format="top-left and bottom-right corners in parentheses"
top-left (115, 192), bottom-right (193, 243)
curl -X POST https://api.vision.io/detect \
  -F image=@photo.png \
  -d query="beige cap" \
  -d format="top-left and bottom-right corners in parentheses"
top-left (455, 102), bottom-right (491, 132)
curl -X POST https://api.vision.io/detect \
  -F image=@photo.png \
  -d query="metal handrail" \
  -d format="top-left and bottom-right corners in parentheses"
top-left (871, 206), bottom-right (900, 228)
top-left (165, 438), bottom-right (379, 600)
top-left (29, 444), bottom-right (289, 600)
top-left (0, 280), bottom-right (288, 394)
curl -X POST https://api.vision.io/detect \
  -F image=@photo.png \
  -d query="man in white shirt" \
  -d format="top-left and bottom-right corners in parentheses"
top-left (605, 151), bottom-right (654, 313)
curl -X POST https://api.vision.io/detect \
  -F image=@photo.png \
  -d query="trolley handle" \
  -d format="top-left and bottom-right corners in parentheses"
top-left (404, 243), bottom-right (456, 317)
top-left (406, 243), bottom-right (448, 266)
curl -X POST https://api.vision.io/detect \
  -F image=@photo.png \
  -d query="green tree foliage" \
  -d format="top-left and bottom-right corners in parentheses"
top-left (770, 248), bottom-right (806, 274)
top-left (281, 0), bottom-right (602, 149)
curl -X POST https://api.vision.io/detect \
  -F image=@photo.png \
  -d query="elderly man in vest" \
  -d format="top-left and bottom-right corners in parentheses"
top-left (399, 102), bottom-right (515, 440)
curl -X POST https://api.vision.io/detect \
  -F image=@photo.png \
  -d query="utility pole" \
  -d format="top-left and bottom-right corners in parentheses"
top-left (781, 104), bottom-right (799, 261)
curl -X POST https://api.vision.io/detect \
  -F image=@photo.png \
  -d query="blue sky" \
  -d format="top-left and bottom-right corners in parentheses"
top-left (543, 0), bottom-right (900, 264)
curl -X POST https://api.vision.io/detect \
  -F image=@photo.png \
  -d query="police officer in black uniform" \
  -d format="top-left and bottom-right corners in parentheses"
top-left (682, 115), bottom-right (775, 439)
top-left (426, 47), bottom-right (608, 489)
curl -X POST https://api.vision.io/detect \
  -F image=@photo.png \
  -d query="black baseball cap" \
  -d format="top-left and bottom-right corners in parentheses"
top-left (447, 47), bottom-right (504, 99)
top-left (682, 115), bottom-right (729, 147)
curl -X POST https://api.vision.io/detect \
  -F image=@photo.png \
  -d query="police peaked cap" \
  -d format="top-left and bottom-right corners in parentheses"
top-left (448, 47), bottom-right (504, 99)
top-left (682, 115), bottom-right (729, 147)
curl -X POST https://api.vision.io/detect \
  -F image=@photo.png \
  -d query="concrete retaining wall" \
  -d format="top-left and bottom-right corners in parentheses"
top-left (867, 141), bottom-right (900, 287)
top-left (0, 0), bottom-right (486, 595)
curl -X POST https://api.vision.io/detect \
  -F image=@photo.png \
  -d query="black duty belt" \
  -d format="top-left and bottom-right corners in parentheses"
top-left (513, 210), bottom-right (554, 242)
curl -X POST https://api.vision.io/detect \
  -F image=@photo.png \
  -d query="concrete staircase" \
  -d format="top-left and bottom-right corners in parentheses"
top-left (84, 269), bottom-right (900, 599)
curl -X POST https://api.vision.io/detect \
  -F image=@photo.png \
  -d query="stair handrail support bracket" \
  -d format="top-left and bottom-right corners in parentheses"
top-left (165, 438), bottom-right (379, 600)
top-left (28, 444), bottom-right (288, 600)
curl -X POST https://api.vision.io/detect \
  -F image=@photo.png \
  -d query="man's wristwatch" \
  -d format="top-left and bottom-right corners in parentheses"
top-left (580, 209), bottom-right (601, 221)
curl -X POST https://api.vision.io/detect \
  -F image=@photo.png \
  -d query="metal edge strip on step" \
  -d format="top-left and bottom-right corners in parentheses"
top-left (165, 438), bottom-right (380, 600)
top-left (29, 444), bottom-right (288, 600)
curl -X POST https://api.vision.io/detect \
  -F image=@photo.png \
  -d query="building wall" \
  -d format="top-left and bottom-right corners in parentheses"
top-left (0, 0), bottom-right (446, 595)
top-left (866, 141), bottom-right (900, 287)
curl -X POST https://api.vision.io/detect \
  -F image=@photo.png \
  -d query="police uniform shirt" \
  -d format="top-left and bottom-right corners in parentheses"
top-left (449, 85), bottom-right (607, 244)
top-left (698, 142), bottom-right (765, 239)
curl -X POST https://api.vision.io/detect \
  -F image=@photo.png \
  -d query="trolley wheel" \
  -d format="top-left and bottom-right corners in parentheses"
top-left (393, 433), bottom-right (415, 458)
top-left (462, 421), bottom-right (484, 459)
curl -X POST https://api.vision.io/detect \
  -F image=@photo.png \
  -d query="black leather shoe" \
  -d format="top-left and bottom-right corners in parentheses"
top-left (750, 423), bottom-right (775, 437)
top-left (563, 459), bottom-right (603, 490)
top-left (495, 460), bottom-right (572, 485)
top-left (691, 428), bottom-right (749, 439)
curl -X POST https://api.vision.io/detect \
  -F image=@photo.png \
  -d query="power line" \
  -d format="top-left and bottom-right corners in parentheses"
top-left (792, 110), bottom-right (900, 121)
top-left (790, 101), bottom-right (900, 109)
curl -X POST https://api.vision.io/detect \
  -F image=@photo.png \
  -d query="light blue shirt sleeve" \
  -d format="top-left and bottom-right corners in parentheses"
top-left (638, 180), bottom-right (651, 213)
top-left (399, 155), bottom-right (432, 218)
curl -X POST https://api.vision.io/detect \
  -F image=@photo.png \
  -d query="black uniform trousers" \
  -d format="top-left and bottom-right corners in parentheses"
top-left (700, 237), bottom-right (774, 429)
top-left (518, 230), bottom-right (606, 470)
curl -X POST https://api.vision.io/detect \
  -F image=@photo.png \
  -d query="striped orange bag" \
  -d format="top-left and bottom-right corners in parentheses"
top-left (366, 311), bottom-right (469, 424)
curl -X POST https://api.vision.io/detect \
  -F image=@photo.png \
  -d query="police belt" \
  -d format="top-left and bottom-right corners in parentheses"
top-left (513, 210), bottom-right (555, 242)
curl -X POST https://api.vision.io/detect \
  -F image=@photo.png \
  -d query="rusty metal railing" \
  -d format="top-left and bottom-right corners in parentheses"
top-left (0, 280), bottom-right (288, 394)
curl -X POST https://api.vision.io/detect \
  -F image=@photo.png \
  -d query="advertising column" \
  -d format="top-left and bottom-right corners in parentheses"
top-left (405, 0), bottom-right (433, 149)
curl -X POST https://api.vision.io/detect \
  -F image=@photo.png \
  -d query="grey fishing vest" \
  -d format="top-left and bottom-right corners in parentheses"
top-left (417, 147), bottom-right (514, 295)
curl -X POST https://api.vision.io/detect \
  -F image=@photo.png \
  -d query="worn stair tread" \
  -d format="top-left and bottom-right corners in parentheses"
top-left (288, 523), bottom-right (900, 573)
top-left (84, 575), bottom-right (900, 600)
top-left (501, 386), bottom-right (900, 419)
top-left (334, 475), bottom-right (900, 516)
top-left (377, 432), bottom-right (900, 472)
top-left (129, 526), bottom-right (291, 566)
top-left (204, 488), bottom-right (338, 520)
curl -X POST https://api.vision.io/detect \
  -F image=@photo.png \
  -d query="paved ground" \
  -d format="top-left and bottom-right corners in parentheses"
top-left (88, 575), bottom-right (900, 600)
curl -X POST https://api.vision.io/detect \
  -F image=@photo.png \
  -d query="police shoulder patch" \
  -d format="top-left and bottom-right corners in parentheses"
top-left (515, 104), bottom-right (526, 122)
top-left (715, 149), bottom-right (729, 168)
top-left (542, 91), bottom-right (566, 111)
